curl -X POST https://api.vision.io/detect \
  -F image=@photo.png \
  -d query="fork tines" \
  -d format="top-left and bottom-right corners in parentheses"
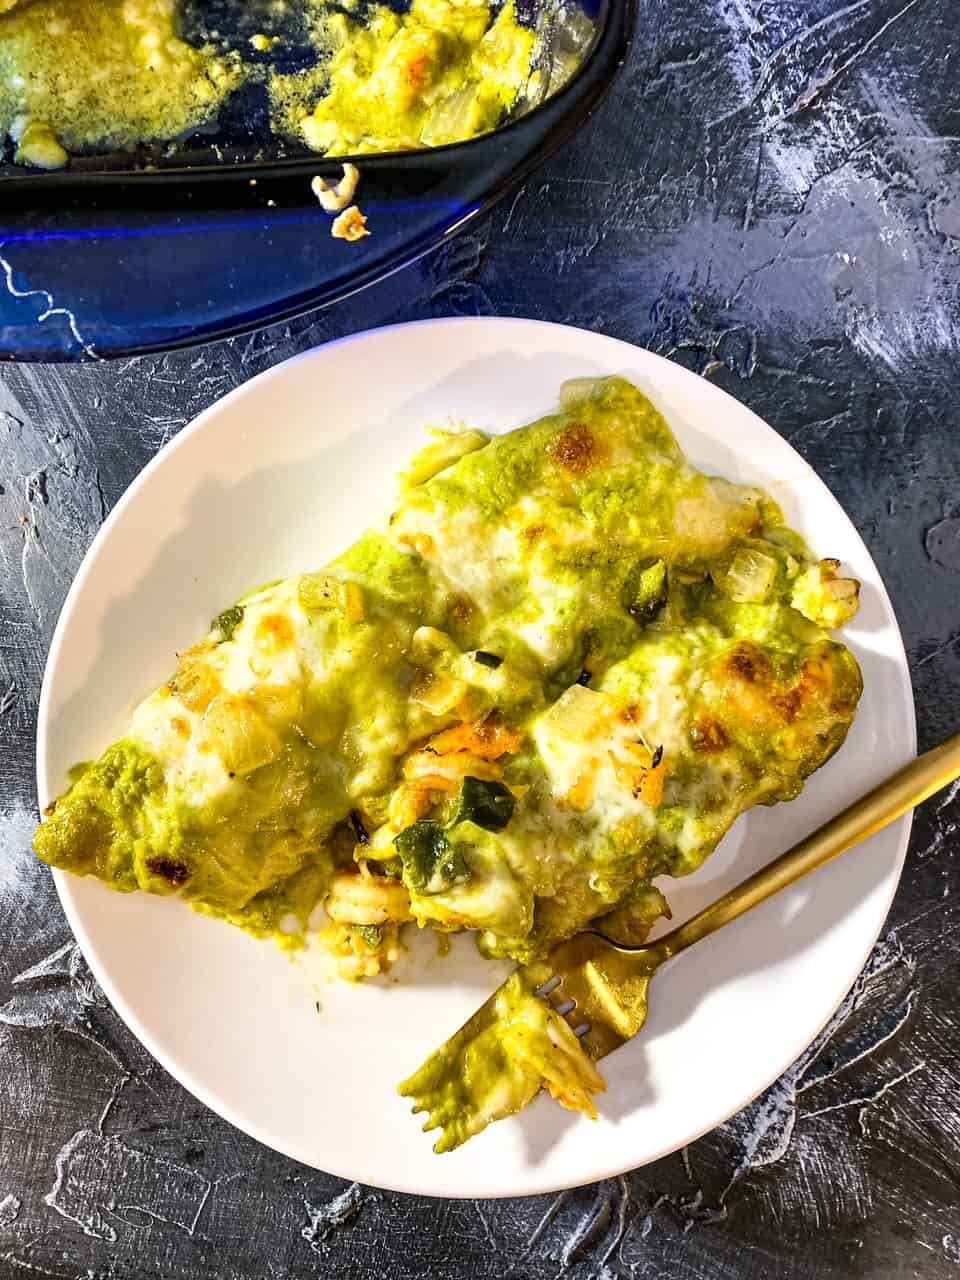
top-left (533, 973), bottom-right (592, 1038)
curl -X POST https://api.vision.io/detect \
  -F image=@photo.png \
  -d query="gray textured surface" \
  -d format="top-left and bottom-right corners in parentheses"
top-left (2, 0), bottom-right (960, 1275)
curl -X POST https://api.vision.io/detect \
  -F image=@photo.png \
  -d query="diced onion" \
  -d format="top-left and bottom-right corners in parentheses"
top-left (248, 683), bottom-right (301, 722)
top-left (411, 625), bottom-right (457, 662)
top-left (341, 581), bottom-right (365, 623)
top-left (559, 377), bottom-right (605, 410)
top-left (420, 86), bottom-right (483, 148)
top-left (538, 684), bottom-right (611, 744)
top-left (203, 695), bottom-right (281, 776)
top-left (297, 574), bottom-right (365, 623)
top-left (400, 427), bottom-right (488, 487)
top-left (716, 548), bottom-right (778, 603)
top-left (411, 670), bottom-right (468, 716)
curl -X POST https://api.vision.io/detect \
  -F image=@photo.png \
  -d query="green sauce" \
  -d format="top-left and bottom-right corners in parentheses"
top-left (34, 740), bottom-right (166, 892)
top-left (34, 376), bottom-right (862, 975)
top-left (0, 0), bottom-right (242, 158)
top-left (0, 0), bottom-right (536, 168)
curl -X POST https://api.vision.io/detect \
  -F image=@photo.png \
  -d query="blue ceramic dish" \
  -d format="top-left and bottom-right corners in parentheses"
top-left (0, 0), bottom-right (631, 360)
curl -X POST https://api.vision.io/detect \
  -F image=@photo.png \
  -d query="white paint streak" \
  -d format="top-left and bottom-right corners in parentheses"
top-left (600, 1177), bottom-right (631, 1268)
top-left (0, 1252), bottom-right (66, 1275)
top-left (0, 1195), bottom-right (21, 1227)
top-left (840, 74), bottom-right (960, 372)
top-left (19, 514), bottom-right (49, 629)
top-left (936, 778), bottom-right (960, 814)
top-left (11, 942), bottom-right (75, 986)
top-left (711, 0), bottom-right (921, 138)
top-left (705, 0), bottom-right (959, 376)
top-left (715, 932), bottom-right (918, 1219)
top-left (804, 1060), bottom-right (926, 1127)
top-left (558, 1183), bottom-right (612, 1268)
top-left (0, 807), bottom-right (42, 918)
top-left (0, 247), bottom-right (100, 360)
top-left (472, 1201), bottom-right (498, 1250)
top-left (771, 0), bottom-right (921, 129)
top-left (916, 632), bottom-right (960, 672)
top-left (301, 1182), bottom-right (365, 1254)
top-left (849, 307), bottom-right (960, 377)
top-left (45, 1130), bottom-right (211, 1241)
top-left (0, 808), bottom-right (49, 952)
top-left (0, 935), bottom-right (119, 1075)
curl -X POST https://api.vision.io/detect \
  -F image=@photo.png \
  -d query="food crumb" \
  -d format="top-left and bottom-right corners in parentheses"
top-left (331, 204), bottom-right (370, 242)
top-left (311, 162), bottom-right (360, 213)
top-left (11, 116), bottom-right (68, 170)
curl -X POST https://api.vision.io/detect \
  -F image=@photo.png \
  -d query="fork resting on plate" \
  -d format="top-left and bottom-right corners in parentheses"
top-left (400, 732), bottom-right (960, 1150)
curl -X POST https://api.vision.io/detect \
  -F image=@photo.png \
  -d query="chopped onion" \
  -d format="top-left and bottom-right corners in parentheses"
top-left (411, 625), bottom-right (457, 663)
top-left (538, 684), bottom-right (611, 744)
top-left (421, 86), bottom-right (482, 147)
top-left (559, 377), bottom-right (605, 410)
top-left (401, 428), bottom-right (489, 487)
top-left (248, 683), bottom-right (301, 722)
top-left (716, 547), bottom-right (778, 603)
top-left (203, 695), bottom-right (281, 776)
top-left (297, 574), bottom-right (365, 623)
top-left (411, 670), bottom-right (468, 716)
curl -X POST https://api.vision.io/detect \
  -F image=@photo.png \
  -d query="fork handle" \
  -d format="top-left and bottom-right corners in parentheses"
top-left (652, 733), bottom-right (960, 962)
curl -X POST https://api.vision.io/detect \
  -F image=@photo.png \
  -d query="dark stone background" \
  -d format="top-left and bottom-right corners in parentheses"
top-left (2, 0), bottom-right (959, 1275)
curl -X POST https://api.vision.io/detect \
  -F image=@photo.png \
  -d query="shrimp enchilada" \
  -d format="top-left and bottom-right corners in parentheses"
top-left (34, 376), bottom-right (862, 1148)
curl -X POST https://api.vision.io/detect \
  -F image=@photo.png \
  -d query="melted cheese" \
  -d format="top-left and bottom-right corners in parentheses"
top-left (1, 0), bottom-right (536, 166)
top-left (35, 377), bottom-right (862, 969)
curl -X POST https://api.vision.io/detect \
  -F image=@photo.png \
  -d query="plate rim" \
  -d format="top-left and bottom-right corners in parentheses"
top-left (35, 315), bottom-right (916, 1198)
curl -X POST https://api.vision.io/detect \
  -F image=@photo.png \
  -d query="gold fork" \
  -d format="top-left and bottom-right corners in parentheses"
top-left (403, 733), bottom-right (960, 1137)
top-left (538, 733), bottom-right (960, 1062)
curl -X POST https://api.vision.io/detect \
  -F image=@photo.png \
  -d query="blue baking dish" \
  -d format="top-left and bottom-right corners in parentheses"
top-left (0, 0), bottom-right (632, 360)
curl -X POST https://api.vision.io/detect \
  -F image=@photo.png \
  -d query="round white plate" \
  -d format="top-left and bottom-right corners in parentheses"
top-left (37, 317), bottom-right (914, 1199)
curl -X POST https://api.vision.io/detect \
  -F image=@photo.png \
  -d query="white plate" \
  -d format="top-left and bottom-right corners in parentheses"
top-left (36, 318), bottom-right (915, 1199)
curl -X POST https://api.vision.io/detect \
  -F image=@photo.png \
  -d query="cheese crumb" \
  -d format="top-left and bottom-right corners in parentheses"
top-left (331, 205), bottom-right (370, 242)
top-left (11, 116), bottom-right (68, 170)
